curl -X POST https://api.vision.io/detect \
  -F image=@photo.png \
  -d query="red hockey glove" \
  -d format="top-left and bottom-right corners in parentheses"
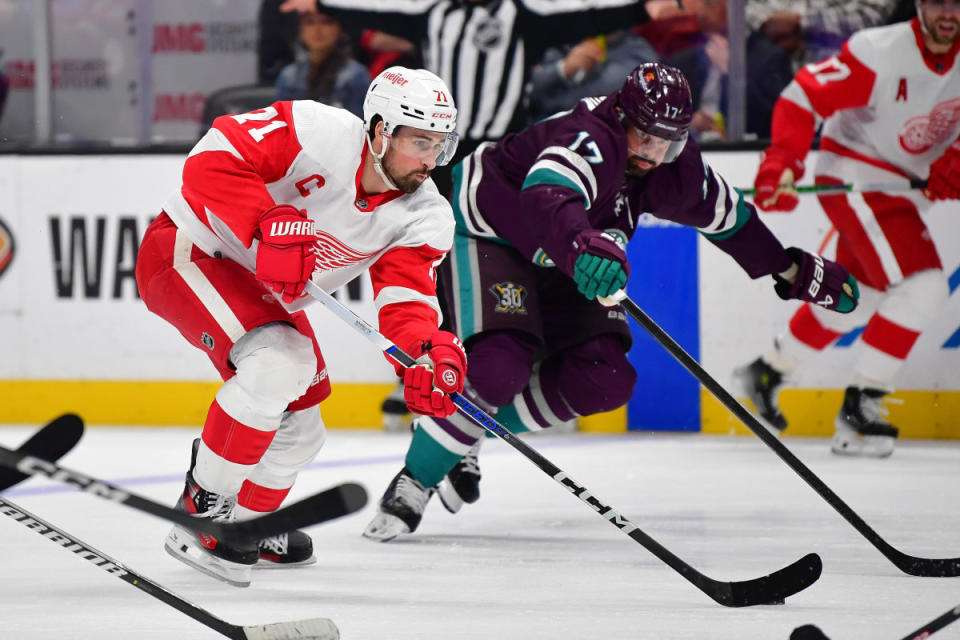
top-left (401, 331), bottom-right (467, 418)
top-left (773, 247), bottom-right (860, 313)
top-left (925, 140), bottom-right (960, 201)
top-left (754, 147), bottom-right (805, 212)
top-left (255, 205), bottom-right (317, 303)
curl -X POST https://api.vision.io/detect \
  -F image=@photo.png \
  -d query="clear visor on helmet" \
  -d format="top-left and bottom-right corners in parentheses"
top-left (628, 127), bottom-right (687, 165)
top-left (386, 128), bottom-right (460, 166)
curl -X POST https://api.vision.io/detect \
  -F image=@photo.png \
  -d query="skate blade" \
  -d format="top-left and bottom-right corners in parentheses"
top-left (436, 481), bottom-right (464, 514)
top-left (255, 554), bottom-right (318, 569)
top-left (831, 419), bottom-right (896, 458)
top-left (362, 512), bottom-right (411, 542)
top-left (830, 434), bottom-right (895, 458)
top-left (164, 526), bottom-right (252, 587)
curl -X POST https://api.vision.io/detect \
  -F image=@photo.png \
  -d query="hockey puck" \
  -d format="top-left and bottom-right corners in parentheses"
top-left (790, 624), bottom-right (830, 640)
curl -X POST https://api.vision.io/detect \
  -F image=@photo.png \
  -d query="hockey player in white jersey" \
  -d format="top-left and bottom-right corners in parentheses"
top-left (135, 67), bottom-right (468, 586)
top-left (736, 0), bottom-right (960, 457)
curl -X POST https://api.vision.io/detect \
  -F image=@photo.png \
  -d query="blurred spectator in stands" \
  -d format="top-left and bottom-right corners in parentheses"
top-left (274, 11), bottom-right (368, 117)
top-left (666, 0), bottom-right (793, 140)
top-left (258, 0), bottom-right (301, 85)
top-left (634, 1), bottom-right (704, 59)
top-left (527, 30), bottom-right (659, 123)
top-left (358, 30), bottom-right (422, 79)
top-left (745, 0), bottom-right (895, 70)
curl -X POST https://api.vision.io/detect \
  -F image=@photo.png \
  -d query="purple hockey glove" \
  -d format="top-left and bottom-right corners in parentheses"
top-left (773, 247), bottom-right (859, 313)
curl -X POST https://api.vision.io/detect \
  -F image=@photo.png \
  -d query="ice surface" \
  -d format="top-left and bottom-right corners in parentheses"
top-left (1, 425), bottom-right (958, 640)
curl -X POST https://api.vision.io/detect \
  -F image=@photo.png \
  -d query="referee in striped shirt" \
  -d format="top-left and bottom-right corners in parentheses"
top-left (280, 0), bottom-right (652, 196)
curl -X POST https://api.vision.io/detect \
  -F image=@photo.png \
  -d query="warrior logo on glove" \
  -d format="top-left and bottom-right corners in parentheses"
top-left (254, 205), bottom-right (319, 303)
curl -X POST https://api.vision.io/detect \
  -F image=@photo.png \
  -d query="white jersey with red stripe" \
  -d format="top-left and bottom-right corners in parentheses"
top-left (162, 99), bottom-right (454, 349)
top-left (772, 18), bottom-right (960, 180)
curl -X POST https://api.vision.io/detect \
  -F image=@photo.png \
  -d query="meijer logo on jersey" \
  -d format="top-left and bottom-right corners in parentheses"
top-left (268, 219), bottom-right (316, 238)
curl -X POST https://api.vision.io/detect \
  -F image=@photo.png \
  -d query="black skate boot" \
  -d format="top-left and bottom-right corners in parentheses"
top-left (258, 529), bottom-right (316, 567)
top-left (437, 439), bottom-right (482, 514)
top-left (734, 357), bottom-right (788, 432)
top-left (381, 382), bottom-right (413, 432)
top-left (362, 467), bottom-right (434, 542)
top-left (164, 478), bottom-right (258, 586)
top-left (831, 387), bottom-right (899, 458)
top-left (164, 439), bottom-right (258, 587)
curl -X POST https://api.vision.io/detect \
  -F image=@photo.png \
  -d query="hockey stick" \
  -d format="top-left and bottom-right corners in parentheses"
top-left (0, 413), bottom-right (85, 491)
top-left (740, 179), bottom-right (927, 196)
top-left (0, 433), bottom-right (368, 543)
top-left (0, 418), bottom-right (338, 639)
top-left (789, 602), bottom-right (960, 640)
top-left (601, 289), bottom-right (960, 577)
top-left (898, 603), bottom-right (960, 640)
top-left (0, 498), bottom-right (339, 640)
top-left (304, 281), bottom-right (820, 607)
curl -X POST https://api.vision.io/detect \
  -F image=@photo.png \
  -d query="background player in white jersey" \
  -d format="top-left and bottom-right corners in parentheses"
top-left (135, 67), bottom-right (468, 587)
top-left (736, 0), bottom-right (960, 457)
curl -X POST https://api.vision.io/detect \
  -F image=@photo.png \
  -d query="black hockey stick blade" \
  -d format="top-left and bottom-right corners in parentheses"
top-left (704, 552), bottom-right (822, 607)
top-left (0, 413), bottom-right (85, 491)
top-left (227, 482), bottom-right (368, 542)
top-left (0, 443), bottom-right (367, 542)
top-left (611, 292), bottom-right (960, 577)
top-left (0, 497), bottom-right (340, 640)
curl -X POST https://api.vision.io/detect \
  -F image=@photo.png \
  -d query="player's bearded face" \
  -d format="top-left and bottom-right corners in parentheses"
top-left (921, 0), bottom-right (960, 45)
top-left (382, 141), bottom-right (432, 194)
top-left (625, 127), bottom-right (670, 177)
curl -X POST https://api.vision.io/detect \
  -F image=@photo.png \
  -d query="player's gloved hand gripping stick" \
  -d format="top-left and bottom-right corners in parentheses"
top-left (397, 331), bottom-right (467, 418)
top-left (303, 280), bottom-right (821, 608)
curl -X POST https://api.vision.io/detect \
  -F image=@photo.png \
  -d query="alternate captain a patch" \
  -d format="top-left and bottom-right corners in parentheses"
top-left (489, 282), bottom-right (528, 315)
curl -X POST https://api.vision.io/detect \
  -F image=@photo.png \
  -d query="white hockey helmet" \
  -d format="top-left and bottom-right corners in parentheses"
top-left (363, 66), bottom-right (459, 166)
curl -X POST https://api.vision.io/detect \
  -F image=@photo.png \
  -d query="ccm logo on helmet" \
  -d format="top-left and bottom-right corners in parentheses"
top-left (383, 72), bottom-right (408, 86)
top-left (432, 112), bottom-right (453, 119)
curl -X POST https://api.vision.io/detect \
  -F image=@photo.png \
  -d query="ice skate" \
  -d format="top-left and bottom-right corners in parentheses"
top-left (381, 382), bottom-right (412, 432)
top-left (830, 387), bottom-right (899, 458)
top-left (734, 357), bottom-right (788, 432)
top-left (363, 468), bottom-right (434, 542)
top-left (437, 439), bottom-right (482, 514)
top-left (257, 529), bottom-right (317, 568)
top-left (164, 469), bottom-right (258, 587)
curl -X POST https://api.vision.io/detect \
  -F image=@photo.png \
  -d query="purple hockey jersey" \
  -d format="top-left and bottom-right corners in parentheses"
top-left (450, 94), bottom-right (793, 279)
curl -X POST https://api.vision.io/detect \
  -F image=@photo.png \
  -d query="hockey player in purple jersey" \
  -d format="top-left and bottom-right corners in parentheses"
top-left (363, 62), bottom-right (861, 542)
